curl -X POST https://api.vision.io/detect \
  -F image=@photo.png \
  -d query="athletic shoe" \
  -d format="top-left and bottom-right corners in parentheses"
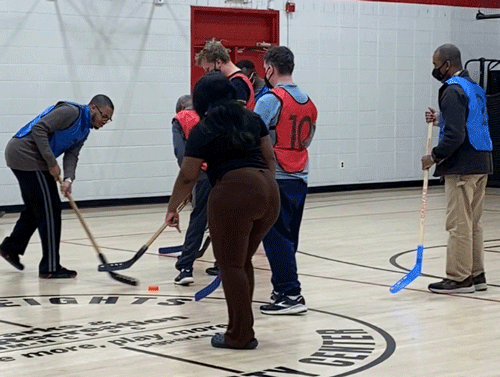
top-left (211, 333), bottom-right (258, 349)
top-left (428, 276), bottom-right (475, 294)
top-left (174, 269), bottom-right (194, 285)
top-left (270, 291), bottom-right (279, 302)
top-left (39, 267), bottom-right (77, 279)
top-left (260, 294), bottom-right (307, 315)
top-left (472, 272), bottom-right (487, 291)
top-left (205, 265), bottom-right (219, 276)
top-left (0, 248), bottom-right (24, 270)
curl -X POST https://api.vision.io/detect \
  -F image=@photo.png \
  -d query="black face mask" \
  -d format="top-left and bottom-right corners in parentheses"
top-left (432, 61), bottom-right (449, 82)
top-left (264, 67), bottom-right (274, 89)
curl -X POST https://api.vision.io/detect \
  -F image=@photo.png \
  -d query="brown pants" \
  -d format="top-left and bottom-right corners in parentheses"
top-left (444, 174), bottom-right (488, 281)
top-left (208, 168), bottom-right (279, 348)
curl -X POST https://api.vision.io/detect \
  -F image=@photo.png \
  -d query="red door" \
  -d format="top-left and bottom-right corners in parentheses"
top-left (190, 6), bottom-right (279, 90)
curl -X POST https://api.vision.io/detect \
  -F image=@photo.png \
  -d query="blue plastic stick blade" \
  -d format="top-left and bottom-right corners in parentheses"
top-left (195, 275), bottom-right (222, 301)
top-left (158, 245), bottom-right (183, 254)
top-left (389, 245), bottom-right (423, 294)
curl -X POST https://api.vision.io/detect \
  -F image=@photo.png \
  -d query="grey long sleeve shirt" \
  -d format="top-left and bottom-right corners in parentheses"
top-left (5, 102), bottom-right (85, 180)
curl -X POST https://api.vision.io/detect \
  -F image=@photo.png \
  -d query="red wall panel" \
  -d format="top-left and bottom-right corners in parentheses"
top-left (362, 0), bottom-right (500, 8)
top-left (190, 6), bottom-right (279, 90)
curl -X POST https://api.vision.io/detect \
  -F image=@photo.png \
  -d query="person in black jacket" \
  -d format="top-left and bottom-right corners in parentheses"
top-left (170, 95), bottom-right (210, 286)
top-left (422, 44), bottom-right (493, 294)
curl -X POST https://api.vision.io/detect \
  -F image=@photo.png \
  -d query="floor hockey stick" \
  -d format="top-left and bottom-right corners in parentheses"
top-left (59, 179), bottom-right (138, 286)
top-left (98, 201), bottom-right (187, 272)
top-left (195, 274), bottom-right (221, 301)
top-left (158, 244), bottom-right (183, 254)
top-left (390, 122), bottom-right (434, 293)
top-left (158, 235), bottom-right (210, 255)
top-left (159, 224), bottom-right (210, 256)
top-left (195, 234), bottom-right (211, 259)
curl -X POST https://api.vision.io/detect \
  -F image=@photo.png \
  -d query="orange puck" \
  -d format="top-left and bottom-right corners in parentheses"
top-left (148, 285), bottom-right (159, 291)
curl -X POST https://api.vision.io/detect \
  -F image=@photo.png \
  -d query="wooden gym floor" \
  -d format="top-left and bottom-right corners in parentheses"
top-left (1, 185), bottom-right (499, 377)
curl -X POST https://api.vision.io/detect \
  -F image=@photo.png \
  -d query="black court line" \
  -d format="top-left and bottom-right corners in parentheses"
top-left (305, 193), bottom-right (445, 211)
top-left (122, 346), bottom-right (243, 374)
top-left (389, 285), bottom-right (500, 303)
top-left (0, 209), bottom-right (169, 227)
top-left (61, 241), bottom-right (203, 261)
top-left (389, 242), bottom-right (500, 288)
top-left (63, 230), bottom-right (166, 242)
top-left (0, 319), bottom-right (32, 328)
top-left (61, 240), bottom-right (187, 260)
top-left (303, 207), bottom-right (446, 222)
top-left (59, 197), bottom-right (426, 244)
top-left (53, 190), bottom-right (499, 243)
top-left (308, 307), bottom-right (396, 377)
top-left (0, 293), bottom-right (205, 300)
top-left (54, 190), bottom-right (441, 225)
top-left (60, 226), bottom-right (181, 244)
top-left (62, 240), bottom-right (146, 254)
top-left (297, 245), bottom-right (500, 302)
top-left (297, 250), bottom-right (403, 275)
top-left (293, 269), bottom-right (500, 303)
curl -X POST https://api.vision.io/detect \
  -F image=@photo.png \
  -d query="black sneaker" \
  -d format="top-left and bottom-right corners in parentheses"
top-left (428, 276), bottom-right (474, 294)
top-left (270, 291), bottom-right (279, 302)
top-left (0, 248), bottom-right (24, 271)
top-left (472, 272), bottom-right (487, 291)
top-left (174, 269), bottom-right (194, 285)
top-left (260, 294), bottom-right (307, 315)
top-left (205, 266), bottom-right (219, 276)
top-left (39, 267), bottom-right (77, 279)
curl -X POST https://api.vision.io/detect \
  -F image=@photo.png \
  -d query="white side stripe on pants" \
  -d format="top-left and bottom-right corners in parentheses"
top-left (36, 171), bottom-right (57, 272)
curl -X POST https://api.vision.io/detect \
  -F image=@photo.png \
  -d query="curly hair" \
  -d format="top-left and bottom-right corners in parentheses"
top-left (195, 38), bottom-right (231, 65)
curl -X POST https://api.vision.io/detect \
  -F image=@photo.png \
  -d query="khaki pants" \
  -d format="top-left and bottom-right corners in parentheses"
top-left (444, 174), bottom-right (488, 281)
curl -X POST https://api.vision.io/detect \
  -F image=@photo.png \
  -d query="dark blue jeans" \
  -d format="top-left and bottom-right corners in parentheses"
top-left (262, 179), bottom-right (307, 297)
top-left (175, 177), bottom-right (211, 271)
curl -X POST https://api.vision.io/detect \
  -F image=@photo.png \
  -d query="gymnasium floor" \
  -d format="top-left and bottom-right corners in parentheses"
top-left (0, 185), bottom-right (499, 377)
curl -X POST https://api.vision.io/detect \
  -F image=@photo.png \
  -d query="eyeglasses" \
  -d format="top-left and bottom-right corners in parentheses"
top-left (95, 106), bottom-right (112, 124)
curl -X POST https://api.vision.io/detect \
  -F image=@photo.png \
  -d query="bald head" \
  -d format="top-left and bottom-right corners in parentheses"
top-left (434, 44), bottom-right (463, 70)
top-left (175, 95), bottom-right (193, 113)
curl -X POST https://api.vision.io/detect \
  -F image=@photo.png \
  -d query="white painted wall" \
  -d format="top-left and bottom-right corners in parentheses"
top-left (1, 0), bottom-right (499, 206)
